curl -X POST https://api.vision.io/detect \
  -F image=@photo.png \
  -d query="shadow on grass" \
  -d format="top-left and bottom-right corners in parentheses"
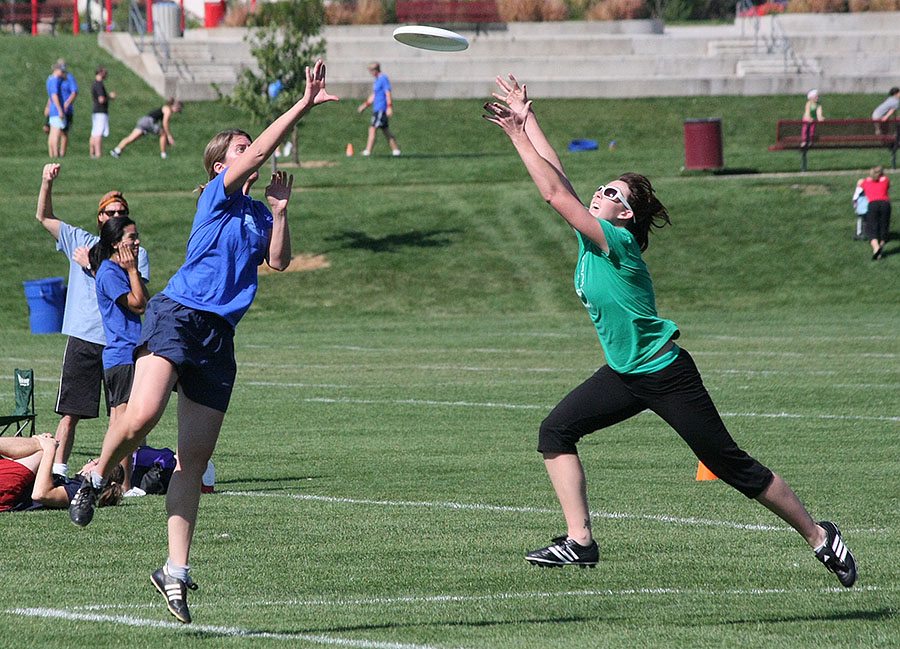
top-left (723, 607), bottom-right (895, 625)
top-left (323, 229), bottom-right (462, 254)
top-left (293, 615), bottom-right (593, 636)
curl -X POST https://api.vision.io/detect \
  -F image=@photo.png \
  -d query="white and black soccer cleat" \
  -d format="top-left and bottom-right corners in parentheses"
top-left (815, 521), bottom-right (857, 588)
top-left (525, 535), bottom-right (599, 568)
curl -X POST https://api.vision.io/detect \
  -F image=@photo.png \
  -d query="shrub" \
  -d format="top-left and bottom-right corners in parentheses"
top-left (586, 0), bottom-right (650, 20)
top-left (498, 0), bottom-right (542, 21)
top-left (325, 0), bottom-right (356, 23)
top-left (540, 0), bottom-right (570, 19)
top-left (868, 0), bottom-right (899, 9)
top-left (353, 0), bottom-right (384, 23)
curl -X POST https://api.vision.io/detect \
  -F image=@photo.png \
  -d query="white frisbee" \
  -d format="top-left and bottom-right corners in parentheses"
top-left (392, 25), bottom-right (469, 52)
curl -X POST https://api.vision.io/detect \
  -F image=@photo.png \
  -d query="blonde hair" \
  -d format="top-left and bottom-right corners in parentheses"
top-left (196, 129), bottom-right (254, 195)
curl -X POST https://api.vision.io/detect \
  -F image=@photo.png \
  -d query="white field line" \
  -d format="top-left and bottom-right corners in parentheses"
top-left (62, 584), bottom-right (887, 614)
top-left (4, 607), bottom-right (459, 649)
top-left (215, 491), bottom-right (882, 535)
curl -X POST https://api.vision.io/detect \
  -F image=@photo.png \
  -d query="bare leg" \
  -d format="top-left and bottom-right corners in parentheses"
top-left (159, 134), bottom-right (168, 155)
top-left (114, 129), bottom-right (144, 153)
top-left (94, 353), bottom-right (177, 479)
top-left (543, 452), bottom-right (592, 545)
top-left (755, 472), bottom-right (825, 549)
top-left (0, 435), bottom-right (42, 460)
top-left (167, 391), bottom-right (225, 566)
top-left (54, 414), bottom-right (79, 465)
top-left (383, 126), bottom-right (399, 152)
top-left (60, 129), bottom-right (69, 157)
top-left (48, 127), bottom-right (61, 158)
top-left (364, 126), bottom-right (376, 154)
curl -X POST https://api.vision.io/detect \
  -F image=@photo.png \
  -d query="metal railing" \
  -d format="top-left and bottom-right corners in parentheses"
top-left (735, 0), bottom-right (817, 74)
top-left (129, 0), bottom-right (170, 72)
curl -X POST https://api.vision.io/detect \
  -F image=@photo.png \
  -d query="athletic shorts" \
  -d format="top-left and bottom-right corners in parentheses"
top-left (538, 348), bottom-right (774, 499)
top-left (0, 459), bottom-right (36, 512)
top-left (104, 363), bottom-right (135, 409)
top-left (864, 200), bottom-right (891, 242)
top-left (371, 111), bottom-right (389, 129)
top-left (48, 115), bottom-right (67, 130)
top-left (136, 115), bottom-right (161, 135)
top-left (56, 336), bottom-right (106, 419)
top-left (62, 113), bottom-right (73, 133)
top-left (138, 294), bottom-right (236, 413)
top-left (91, 112), bottom-right (110, 138)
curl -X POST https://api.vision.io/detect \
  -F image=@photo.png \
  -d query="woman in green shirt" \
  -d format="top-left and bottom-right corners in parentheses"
top-left (483, 75), bottom-right (856, 588)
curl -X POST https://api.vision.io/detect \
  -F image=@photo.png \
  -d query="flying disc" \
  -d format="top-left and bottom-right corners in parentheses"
top-left (392, 25), bottom-right (469, 52)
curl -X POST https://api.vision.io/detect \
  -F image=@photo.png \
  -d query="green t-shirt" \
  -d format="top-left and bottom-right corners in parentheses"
top-left (574, 219), bottom-right (679, 374)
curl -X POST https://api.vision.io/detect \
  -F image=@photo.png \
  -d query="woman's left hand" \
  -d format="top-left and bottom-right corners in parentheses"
top-left (482, 100), bottom-right (531, 136)
top-left (304, 60), bottom-right (340, 108)
top-left (265, 170), bottom-right (294, 214)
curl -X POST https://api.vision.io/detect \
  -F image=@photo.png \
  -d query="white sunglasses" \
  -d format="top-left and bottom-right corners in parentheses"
top-left (596, 185), bottom-right (632, 212)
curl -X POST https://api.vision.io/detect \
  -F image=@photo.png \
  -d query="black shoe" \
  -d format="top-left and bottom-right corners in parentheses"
top-left (151, 566), bottom-right (198, 624)
top-left (525, 535), bottom-right (599, 568)
top-left (69, 480), bottom-right (100, 527)
top-left (815, 521), bottom-right (857, 588)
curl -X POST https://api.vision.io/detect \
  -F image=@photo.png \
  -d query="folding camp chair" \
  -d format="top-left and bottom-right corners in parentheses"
top-left (0, 369), bottom-right (36, 437)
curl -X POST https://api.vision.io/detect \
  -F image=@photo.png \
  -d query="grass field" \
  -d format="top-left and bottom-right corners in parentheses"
top-left (1, 34), bottom-right (899, 649)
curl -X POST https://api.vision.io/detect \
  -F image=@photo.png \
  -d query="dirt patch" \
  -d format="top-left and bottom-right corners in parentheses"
top-left (791, 183), bottom-right (830, 195)
top-left (273, 160), bottom-right (338, 168)
top-left (258, 253), bottom-right (331, 275)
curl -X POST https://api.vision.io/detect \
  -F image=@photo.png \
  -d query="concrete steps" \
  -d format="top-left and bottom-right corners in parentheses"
top-left (98, 13), bottom-right (900, 101)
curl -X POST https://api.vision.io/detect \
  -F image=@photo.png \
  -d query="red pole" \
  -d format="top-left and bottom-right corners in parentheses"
top-left (106, 0), bottom-right (112, 31)
top-left (146, 0), bottom-right (153, 33)
top-left (31, 0), bottom-right (37, 34)
top-left (72, 0), bottom-right (79, 33)
top-left (180, 0), bottom-right (184, 33)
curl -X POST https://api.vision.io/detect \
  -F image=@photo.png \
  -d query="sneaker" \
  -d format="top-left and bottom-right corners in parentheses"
top-left (110, 149), bottom-right (120, 158)
top-left (69, 480), bottom-right (100, 527)
top-left (151, 565), bottom-right (198, 624)
top-left (525, 535), bottom-right (599, 568)
top-left (362, 150), bottom-right (371, 156)
top-left (283, 142), bottom-right (292, 157)
top-left (392, 149), bottom-right (401, 156)
top-left (123, 486), bottom-right (147, 498)
top-left (815, 521), bottom-right (857, 588)
top-left (160, 152), bottom-right (168, 159)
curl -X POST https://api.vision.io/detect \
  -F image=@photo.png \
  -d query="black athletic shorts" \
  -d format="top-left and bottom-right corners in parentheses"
top-left (538, 349), bottom-right (774, 498)
top-left (55, 336), bottom-right (106, 418)
top-left (103, 363), bottom-right (135, 409)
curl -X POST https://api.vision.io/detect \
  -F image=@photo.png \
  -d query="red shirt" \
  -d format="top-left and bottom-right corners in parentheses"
top-left (861, 176), bottom-right (890, 202)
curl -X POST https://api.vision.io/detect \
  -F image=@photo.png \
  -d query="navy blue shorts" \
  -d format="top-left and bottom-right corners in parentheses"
top-left (371, 111), bottom-right (389, 129)
top-left (138, 294), bottom-right (236, 413)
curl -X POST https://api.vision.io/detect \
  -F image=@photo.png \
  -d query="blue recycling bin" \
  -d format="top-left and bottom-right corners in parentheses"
top-left (23, 277), bottom-right (66, 334)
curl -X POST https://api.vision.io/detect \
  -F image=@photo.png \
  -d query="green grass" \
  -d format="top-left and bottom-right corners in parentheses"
top-left (1, 33), bottom-right (898, 649)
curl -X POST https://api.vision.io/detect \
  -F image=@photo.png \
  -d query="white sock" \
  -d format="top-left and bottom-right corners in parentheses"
top-left (53, 463), bottom-right (67, 476)
top-left (90, 471), bottom-right (107, 490)
top-left (166, 558), bottom-right (190, 582)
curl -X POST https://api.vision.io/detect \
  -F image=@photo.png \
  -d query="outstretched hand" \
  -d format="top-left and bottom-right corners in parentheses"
top-left (482, 100), bottom-right (532, 137)
top-left (265, 170), bottom-right (294, 214)
top-left (493, 74), bottom-right (528, 112)
top-left (304, 60), bottom-right (340, 107)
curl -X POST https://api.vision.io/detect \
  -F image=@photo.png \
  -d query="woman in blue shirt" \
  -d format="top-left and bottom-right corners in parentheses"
top-left (70, 60), bottom-right (339, 624)
top-left (483, 75), bottom-right (856, 589)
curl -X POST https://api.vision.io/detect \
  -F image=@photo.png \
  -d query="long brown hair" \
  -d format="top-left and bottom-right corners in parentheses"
top-left (196, 129), bottom-right (254, 194)
top-left (98, 464), bottom-right (125, 508)
top-left (619, 172), bottom-right (671, 251)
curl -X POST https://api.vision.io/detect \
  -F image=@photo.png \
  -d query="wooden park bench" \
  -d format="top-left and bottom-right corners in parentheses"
top-left (0, 0), bottom-right (75, 35)
top-left (395, 0), bottom-right (502, 33)
top-left (769, 119), bottom-right (900, 172)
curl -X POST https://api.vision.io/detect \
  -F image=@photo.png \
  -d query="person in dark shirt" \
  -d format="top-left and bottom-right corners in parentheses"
top-left (110, 98), bottom-right (183, 159)
top-left (90, 67), bottom-right (116, 158)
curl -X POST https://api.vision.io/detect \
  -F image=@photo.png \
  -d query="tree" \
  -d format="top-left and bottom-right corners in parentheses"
top-left (218, 0), bottom-right (327, 169)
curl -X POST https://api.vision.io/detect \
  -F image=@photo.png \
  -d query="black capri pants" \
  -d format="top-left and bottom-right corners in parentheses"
top-left (864, 199), bottom-right (891, 242)
top-left (538, 349), bottom-right (774, 498)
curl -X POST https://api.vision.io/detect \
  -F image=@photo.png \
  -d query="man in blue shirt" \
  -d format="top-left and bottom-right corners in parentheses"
top-left (356, 62), bottom-right (400, 157)
top-left (58, 59), bottom-right (79, 157)
top-left (45, 63), bottom-right (66, 158)
top-left (35, 163), bottom-right (149, 479)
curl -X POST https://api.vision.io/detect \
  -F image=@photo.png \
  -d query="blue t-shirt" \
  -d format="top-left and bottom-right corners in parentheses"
top-left (575, 219), bottom-right (679, 374)
top-left (372, 74), bottom-right (391, 112)
top-left (163, 171), bottom-right (273, 328)
top-left (56, 222), bottom-right (150, 345)
top-left (60, 73), bottom-right (78, 116)
top-left (95, 259), bottom-right (143, 369)
top-left (46, 75), bottom-right (63, 118)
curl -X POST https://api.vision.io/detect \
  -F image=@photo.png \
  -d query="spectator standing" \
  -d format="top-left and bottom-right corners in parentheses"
top-left (35, 164), bottom-right (150, 479)
top-left (872, 87), bottom-right (900, 121)
top-left (59, 59), bottom-right (79, 157)
top-left (801, 89), bottom-right (823, 147)
top-left (45, 63), bottom-right (66, 158)
top-left (90, 67), bottom-right (116, 158)
top-left (857, 165), bottom-right (891, 260)
top-left (357, 62), bottom-right (400, 157)
top-left (110, 99), bottom-right (183, 159)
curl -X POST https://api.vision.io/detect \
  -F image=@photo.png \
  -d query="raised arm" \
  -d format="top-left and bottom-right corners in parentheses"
top-left (36, 163), bottom-right (62, 240)
top-left (115, 244), bottom-right (150, 314)
top-left (484, 101), bottom-right (609, 253)
top-left (264, 170), bottom-right (294, 271)
top-left (224, 60), bottom-right (339, 195)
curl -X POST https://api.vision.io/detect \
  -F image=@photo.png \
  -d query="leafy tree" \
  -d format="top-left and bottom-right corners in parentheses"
top-left (218, 0), bottom-right (326, 168)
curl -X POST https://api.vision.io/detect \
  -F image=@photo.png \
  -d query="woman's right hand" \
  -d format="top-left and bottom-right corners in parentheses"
top-left (116, 241), bottom-right (138, 272)
top-left (493, 74), bottom-right (528, 112)
top-left (42, 163), bottom-right (60, 182)
top-left (482, 100), bottom-right (532, 138)
top-left (304, 60), bottom-right (339, 108)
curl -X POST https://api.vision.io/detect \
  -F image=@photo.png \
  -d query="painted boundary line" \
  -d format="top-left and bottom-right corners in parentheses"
top-left (216, 491), bottom-right (881, 535)
top-left (5, 608), bottom-right (457, 649)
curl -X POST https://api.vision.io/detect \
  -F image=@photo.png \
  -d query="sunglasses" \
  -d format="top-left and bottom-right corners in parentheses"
top-left (101, 209), bottom-right (129, 217)
top-left (596, 185), bottom-right (632, 212)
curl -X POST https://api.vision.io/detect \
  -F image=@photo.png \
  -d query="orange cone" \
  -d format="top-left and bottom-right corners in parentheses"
top-left (346, 143), bottom-right (354, 156)
top-left (696, 461), bottom-right (718, 481)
